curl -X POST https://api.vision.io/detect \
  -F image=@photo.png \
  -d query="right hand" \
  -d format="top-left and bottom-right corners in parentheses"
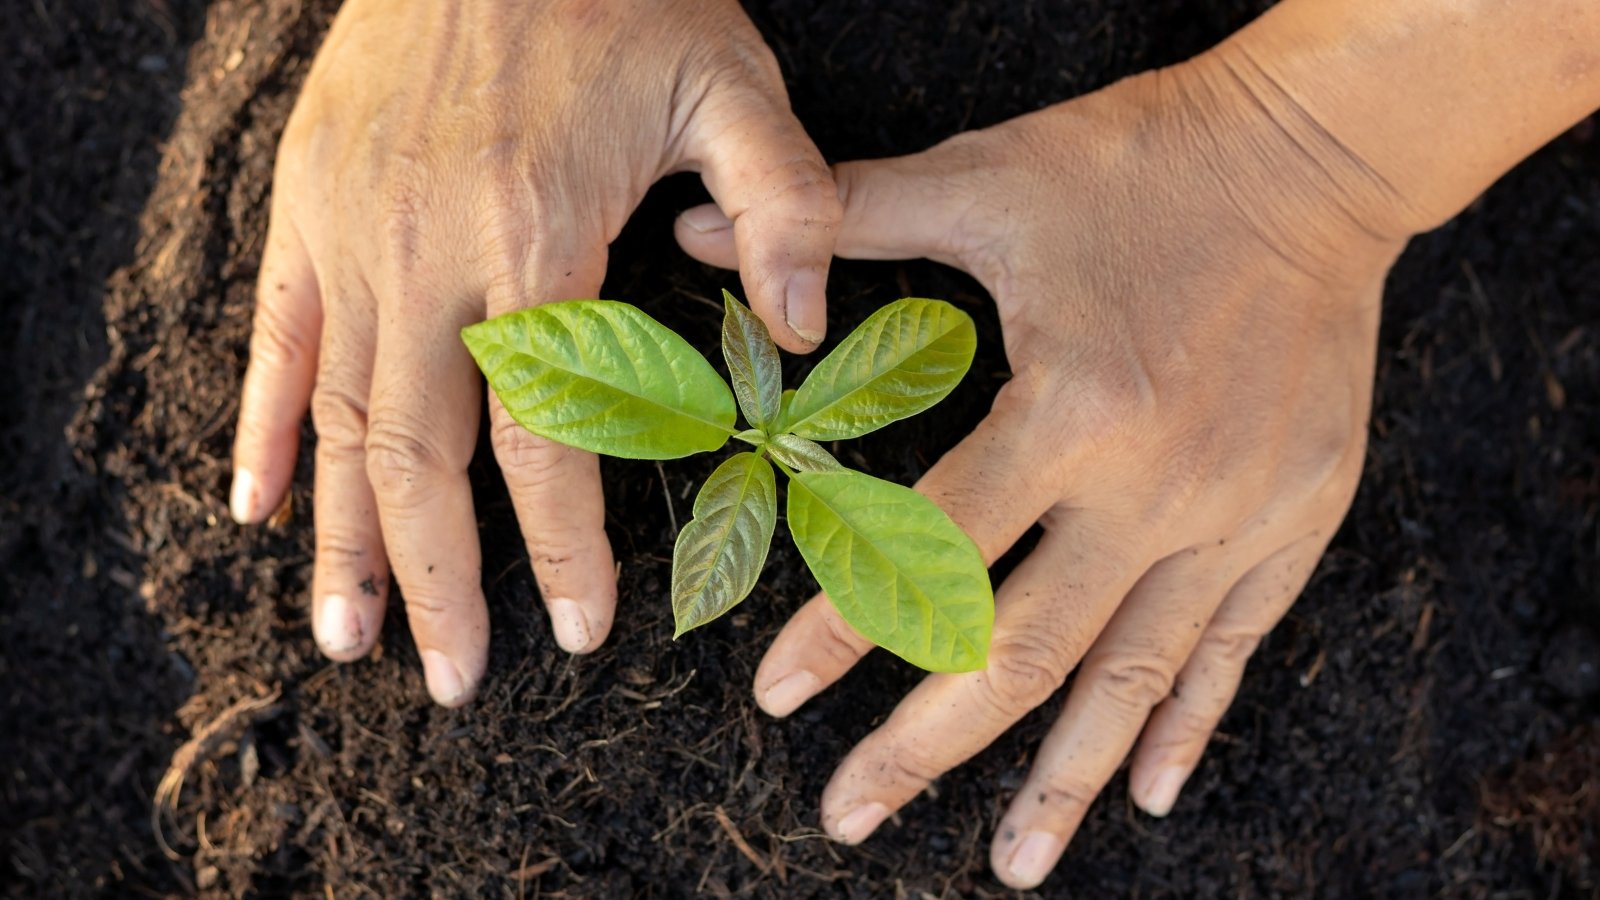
top-left (678, 47), bottom-right (1415, 886)
top-left (229, 0), bottom-right (843, 706)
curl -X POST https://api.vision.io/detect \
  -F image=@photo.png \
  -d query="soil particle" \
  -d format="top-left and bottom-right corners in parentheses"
top-left (1541, 623), bottom-right (1600, 701)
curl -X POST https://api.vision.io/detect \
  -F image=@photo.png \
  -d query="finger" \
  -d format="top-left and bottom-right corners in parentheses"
top-left (987, 539), bottom-right (1252, 888)
top-left (817, 514), bottom-right (1153, 846)
top-left (1126, 532), bottom-right (1330, 818)
top-left (673, 203), bottom-right (739, 270)
top-left (676, 137), bottom-right (989, 274)
top-left (307, 268), bottom-right (388, 661)
top-left (365, 280), bottom-right (486, 707)
top-left (680, 81), bottom-right (842, 351)
top-left (752, 392), bottom-right (1053, 717)
top-left (232, 213), bottom-right (321, 523)
top-left (482, 243), bottom-right (617, 655)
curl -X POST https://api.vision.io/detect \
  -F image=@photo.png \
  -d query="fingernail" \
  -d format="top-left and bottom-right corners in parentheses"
top-left (1007, 831), bottom-right (1065, 887)
top-left (548, 598), bottom-right (592, 653)
top-left (1140, 766), bottom-right (1189, 817)
top-left (421, 649), bottom-right (469, 706)
top-left (315, 593), bottom-right (364, 655)
top-left (230, 468), bottom-right (256, 523)
top-left (760, 670), bottom-right (821, 717)
top-left (833, 802), bottom-right (890, 844)
top-left (784, 269), bottom-right (826, 344)
top-left (680, 204), bottom-right (733, 234)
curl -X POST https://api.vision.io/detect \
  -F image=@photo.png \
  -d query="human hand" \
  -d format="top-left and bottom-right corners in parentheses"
top-left (229, 0), bottom-right (843, 706)
top-left (676, 49), bottom-right (1413, 887)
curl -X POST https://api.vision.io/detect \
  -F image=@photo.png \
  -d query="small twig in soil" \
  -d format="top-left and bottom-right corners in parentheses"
top-left (152, 686), bottom-right (283, 860)
top-left (713, 805), bottom-right (771, 874)
top-left (656, 461), bottom-right (678, 533)
top-left (1299, 648), bottom-right (1327, 687)
top-left (509, 856), bottom-right (560, 882)
top-left (1412, 602), bottom-right (1435, 653)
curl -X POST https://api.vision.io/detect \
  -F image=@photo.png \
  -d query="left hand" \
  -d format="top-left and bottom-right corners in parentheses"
top-left (675, 47), bottom-right (1411, 888)
top-left (228, 0), bottom-right (843, 705)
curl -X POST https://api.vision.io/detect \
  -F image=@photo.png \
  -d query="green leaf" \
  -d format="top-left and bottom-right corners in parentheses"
top-left (776, 389), bottom-right (797, 431)
top-left (672, 452), bottom-right (778, 637)
top-left (721, 290), bottom-right (783, 429)
top-left (787, 469), bottom-right (992, 672)
top-left (766, 434), bottom-right (841, 473)
top-left (462, 300), bottom-right (737, 459)
top-left (786, 298), bottom-right (976, 441)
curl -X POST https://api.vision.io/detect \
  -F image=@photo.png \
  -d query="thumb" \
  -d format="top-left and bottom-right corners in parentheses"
top-left (678, 83), bottom-right (842, 351)
top-left (678, 135), bottom-right (990, 282)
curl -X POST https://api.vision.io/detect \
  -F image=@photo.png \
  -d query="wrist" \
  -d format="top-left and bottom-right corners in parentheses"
top-left (1213, 0), bottom-right (1600, 239)
top-left (1134, 50), bottom-right (1410, 283)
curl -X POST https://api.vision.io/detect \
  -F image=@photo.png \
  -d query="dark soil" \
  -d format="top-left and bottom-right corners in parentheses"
top-left (4, 0), bottom-right (1598, 897)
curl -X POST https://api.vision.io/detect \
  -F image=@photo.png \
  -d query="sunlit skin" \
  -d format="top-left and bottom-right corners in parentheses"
top-left (232, 0), bottom-right (1600, 889)
top-left (229, 0), bottom-right (843, 705)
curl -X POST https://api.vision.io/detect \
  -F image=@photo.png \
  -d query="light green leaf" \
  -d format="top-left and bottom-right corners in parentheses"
top-left (721, 290), bottom-right (783, 429)
top-left (787, 469), bottom-right (992, 672)
top-left (766, 434), bottom-right (841, 473)
top-left (672, 452), bottom-right (778, 637)
top-left (776, 389), bottom-right (797, 431)
top-left (462, 300), bottom-right (736, 459)
top-left (786, 298), bottom-right (975, 441)
top-left (733, 428), bottom-right (767, 447)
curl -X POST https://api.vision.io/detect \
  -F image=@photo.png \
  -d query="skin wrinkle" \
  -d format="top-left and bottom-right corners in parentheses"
top-left (1221, 43), bottom-right (1412, 241)
top-left (1163, 63), bottom-right (1360, 285)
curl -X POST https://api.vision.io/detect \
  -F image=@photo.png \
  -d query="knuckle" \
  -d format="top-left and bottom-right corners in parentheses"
top-left (1167, 702), bottom-right (1225, 743)
top-left (767, 157), bottom-right (842, 218)
top-left (1007, 356), bottom-right (1157, 475)
top-left (314, 529), bottom-right (374, 564)
top-left (401, 592), bottom-right (453, 623)
top-left (365, 412), bottom-right (453, 499)
top-left (872, 743), bottom-right (946, 792)
top-left (1082, 652), bottom-right (1176, 713)
top-left (491, 415), bottom-right (569, 484)
top-left (1314, 443), bottom-right (1367, 510)
top-left (1290, 422), bottom-right (1362, 491)
top-left (1064, 361), bottom-right (1157, 448)
top-left (275, 105), bottom-right (320, 181)
top-left (233, 409), bottom-right (281, 450)
top-left (527, 534), bottom-right (583, 576)
top-left (729, 38), bottom-right (784, 87)
top-left (692, 31), bottom-right (785, 98)
top-left (1199, 628), bottom-right (1261, 669)
top-left (528, 525), bottom-right (606, 576)
top-left (475, 170), bottom-right (555, 265)
top-left (989, 373), bottom-right (1041, 419)
top-left (729, 151), bottom-right (840, 241)
top-left (525, 523), bottom-right (605, 575)
top-left (378, 167), bottom-right (433, 277)
top-left (309, 386), bottom-right (368, 450)
top-left (1032, 774), bottom-right (1100, 816)
top-left (248, 296), bottom-right (316, 372)
top-left (983, 635), bottom-right (1070, 715)
top-left (815, 607), bottom-right (871, 668)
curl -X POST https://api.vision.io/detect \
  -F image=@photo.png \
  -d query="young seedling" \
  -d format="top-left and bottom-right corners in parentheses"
top-left (462, 292), bottom-right (993, 671)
